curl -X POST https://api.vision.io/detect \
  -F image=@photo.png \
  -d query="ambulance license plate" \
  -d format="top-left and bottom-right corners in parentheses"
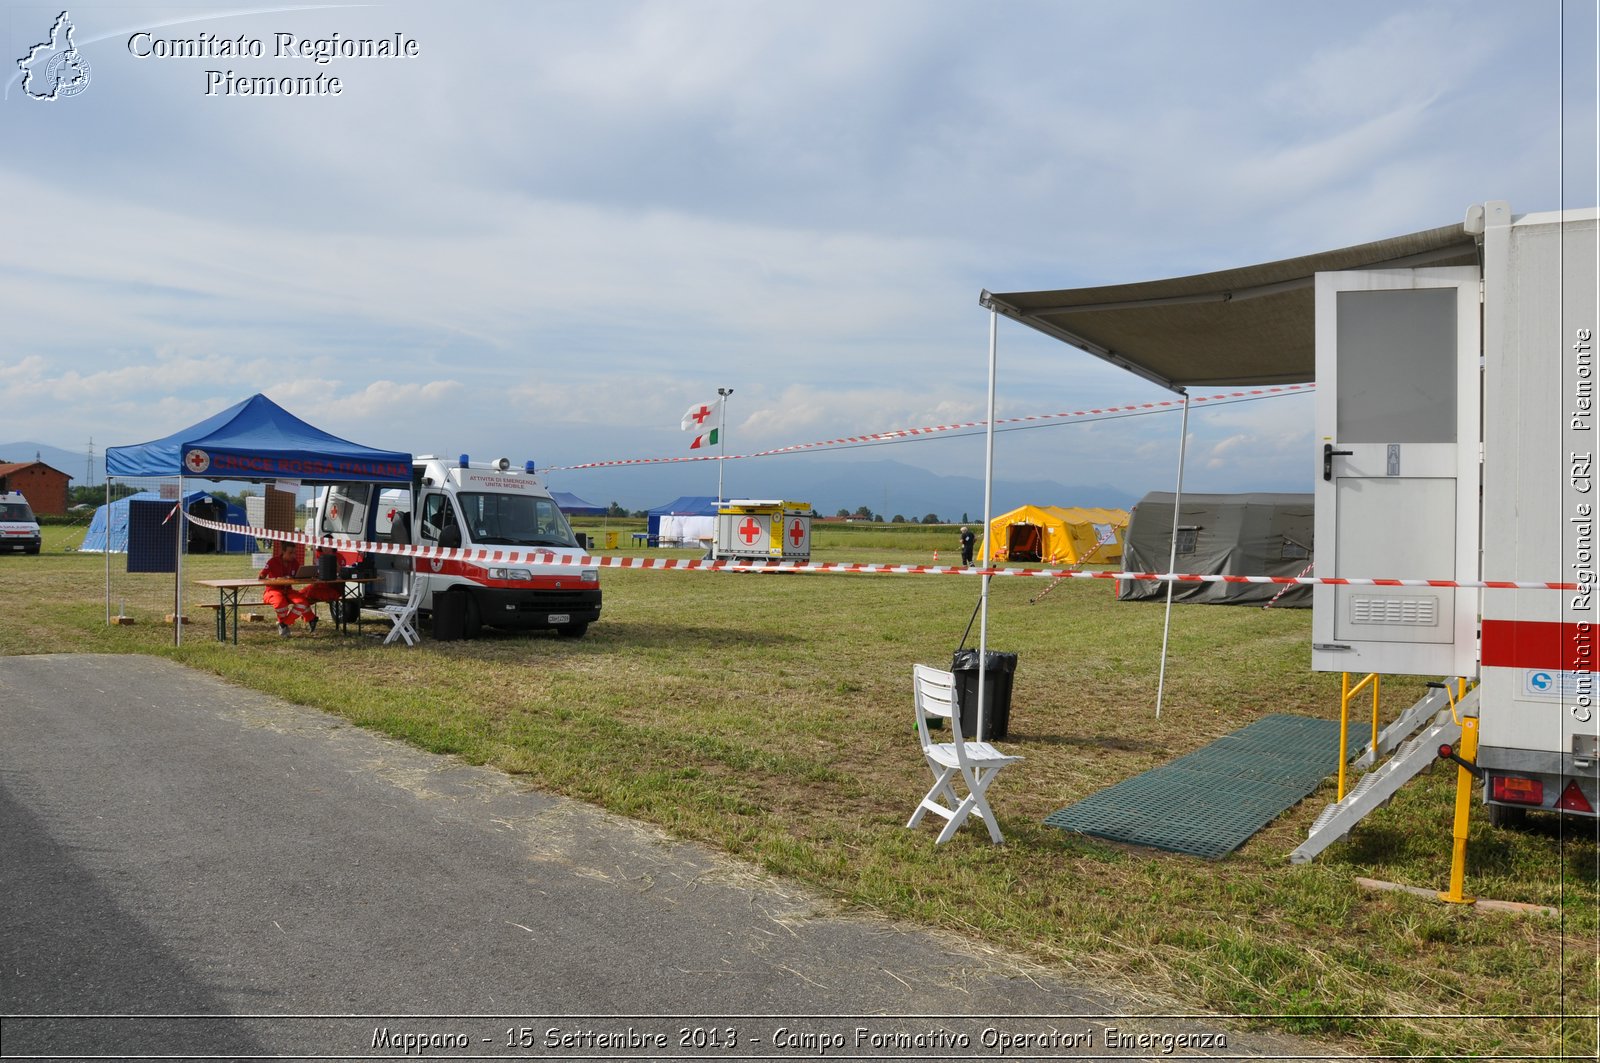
top-left (548, 614), bottom-right (570, 624)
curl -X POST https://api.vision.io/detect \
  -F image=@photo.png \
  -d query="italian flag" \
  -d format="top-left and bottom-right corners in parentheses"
top-left (689, 428), bottom-right (719, 450)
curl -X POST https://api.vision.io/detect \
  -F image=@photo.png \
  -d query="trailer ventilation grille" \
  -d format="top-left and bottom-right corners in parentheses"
top-left (1350, 596), bottom-right (1438, 626)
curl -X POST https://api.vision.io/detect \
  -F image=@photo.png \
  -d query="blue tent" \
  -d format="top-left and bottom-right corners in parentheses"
top-left (106, 393), bottom-right (411, 482)
top-left (551, 490), bottom-right (605, 516)
top-left (81, 491), bottom-right (254, 554)
top-left (646, 495), bottom-right (720, 540)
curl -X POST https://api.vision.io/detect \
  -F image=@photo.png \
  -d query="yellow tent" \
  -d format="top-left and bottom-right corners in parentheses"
top-left (981, 505), bottom-right (1128, 564)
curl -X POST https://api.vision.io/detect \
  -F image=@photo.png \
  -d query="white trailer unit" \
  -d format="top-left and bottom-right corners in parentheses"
top-left (1477, 205), bottom-right (1600, 819)
top-left (1313, 203), bottom-right (1599, 819)
top-left (981, 201), bottom-right (1599, 824)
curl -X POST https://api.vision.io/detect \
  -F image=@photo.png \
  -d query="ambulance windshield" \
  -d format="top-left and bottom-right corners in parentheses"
top-left (456, 492), bottom-right (578, 548)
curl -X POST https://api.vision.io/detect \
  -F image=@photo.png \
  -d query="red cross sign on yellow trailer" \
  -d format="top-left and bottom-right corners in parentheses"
top-left (715, 499), bottom-right (811, 563)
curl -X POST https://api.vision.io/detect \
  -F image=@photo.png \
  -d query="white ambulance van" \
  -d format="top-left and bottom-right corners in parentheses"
top-left (314, 455), bottom-right (600, 638)
top-left (0, 492), bottom-right (42, 554)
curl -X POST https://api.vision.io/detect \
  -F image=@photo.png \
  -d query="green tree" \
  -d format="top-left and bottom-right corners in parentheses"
top-left (836, 508), bottom-right (850, 518)
top-left (921, 513), bottom-right (940, 524)
top-left (853, 505), bottom-right (872, 519)
top-left (891, 514), bottom-right (906, 524)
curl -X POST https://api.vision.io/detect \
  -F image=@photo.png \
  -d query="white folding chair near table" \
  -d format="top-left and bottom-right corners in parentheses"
top-left (380, 568), bottom-right (425, 646)
top-left (908, 663), bottom-right (1022, 845)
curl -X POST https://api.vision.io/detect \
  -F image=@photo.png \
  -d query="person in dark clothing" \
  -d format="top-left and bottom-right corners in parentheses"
top-left (959, 526), bottom-right (976, 567)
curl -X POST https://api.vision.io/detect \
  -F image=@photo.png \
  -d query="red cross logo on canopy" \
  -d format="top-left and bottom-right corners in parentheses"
top-left (738, 517), bottom-right (762, 545)
top-left (184, 449), bottom-right (210, 473)
top-left (789, 519), bottom-right (806, 547)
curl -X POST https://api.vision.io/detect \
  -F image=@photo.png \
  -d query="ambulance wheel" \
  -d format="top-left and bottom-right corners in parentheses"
top-left (1487, 802), bottom-right (1527, 830)
top-left (460, 594), bottom-right (482, 639)
top-left (556, 622), bottom-right (588, 639)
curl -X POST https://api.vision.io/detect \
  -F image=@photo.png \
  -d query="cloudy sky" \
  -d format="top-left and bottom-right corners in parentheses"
top-left (3, 1), bottom-right (1595, 507)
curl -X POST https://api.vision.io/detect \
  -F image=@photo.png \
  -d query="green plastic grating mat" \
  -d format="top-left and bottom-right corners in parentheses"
top-left (1042, 714), bottom-right (1366, 859)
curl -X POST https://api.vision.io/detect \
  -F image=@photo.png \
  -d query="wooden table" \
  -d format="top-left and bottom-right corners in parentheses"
top-left (195, 577), bottom-right (377, 643)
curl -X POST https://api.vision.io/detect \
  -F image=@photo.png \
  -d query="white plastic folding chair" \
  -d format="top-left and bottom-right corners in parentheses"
top-left (380, 569), bottom-right (424, 646)
top-left (907, 664), bottom-right (1022, 844)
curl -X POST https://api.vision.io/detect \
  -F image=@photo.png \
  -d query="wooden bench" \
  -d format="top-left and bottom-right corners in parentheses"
top-left (197, 601), bottom-right (272, 633)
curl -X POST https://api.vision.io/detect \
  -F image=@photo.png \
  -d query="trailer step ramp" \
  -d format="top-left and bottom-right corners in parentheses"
top-left (1355, 682), bottom-right (1459, 770)
top-left (1289, 687), bottom-right (1476, 865)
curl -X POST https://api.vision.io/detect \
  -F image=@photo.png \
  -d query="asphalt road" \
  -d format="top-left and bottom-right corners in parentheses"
top-left (0, 654), bottom-right (1338, 1061)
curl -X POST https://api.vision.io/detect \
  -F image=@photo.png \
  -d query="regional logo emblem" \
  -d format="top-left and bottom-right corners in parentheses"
top-left (17, 11), bottom-right (92, 101)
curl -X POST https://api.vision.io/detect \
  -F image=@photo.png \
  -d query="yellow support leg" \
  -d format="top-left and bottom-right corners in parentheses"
top-left (1337, 672), bottom-right (1380, 802)
top-left (1438, 716), bottom-right (1479, 906)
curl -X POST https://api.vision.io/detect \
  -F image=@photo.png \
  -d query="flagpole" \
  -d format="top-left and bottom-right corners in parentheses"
top-left (716, 387), bottom-right (732, 507)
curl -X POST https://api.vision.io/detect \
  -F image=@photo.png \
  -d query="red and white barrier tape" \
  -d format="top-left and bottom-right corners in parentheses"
top-left (186, 513), bottom-right (1577, 591)
top-left (1262, 560), bottom-right (1316, 609)
top-left (541, 385), bottom-right (1316, 471)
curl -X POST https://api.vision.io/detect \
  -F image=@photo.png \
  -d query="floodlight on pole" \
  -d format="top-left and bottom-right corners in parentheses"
top-left (716, 388), bottom-right (733, 506)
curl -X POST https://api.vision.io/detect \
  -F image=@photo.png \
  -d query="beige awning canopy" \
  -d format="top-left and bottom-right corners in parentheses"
top-left (980, 222), bottom-right (1478, 390)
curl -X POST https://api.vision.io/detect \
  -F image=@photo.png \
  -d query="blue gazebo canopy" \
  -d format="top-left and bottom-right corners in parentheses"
top-left (106, 393), bottom-right (411, 483)
top-left (551, 490), bottom-right (605, 516)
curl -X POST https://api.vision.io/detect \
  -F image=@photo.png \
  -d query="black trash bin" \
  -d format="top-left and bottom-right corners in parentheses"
top-left (949, 649), bottom-right (1018, 740)
top-left (432, 590), bottom-right (466, 642)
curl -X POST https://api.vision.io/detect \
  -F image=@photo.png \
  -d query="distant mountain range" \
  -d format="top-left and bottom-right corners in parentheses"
top-left (3, 441), bottom-right (1138, 521)
top-left (1, 442), bottom-right (102, 483)
top-left (557, 458), bottom-right (1139, 520)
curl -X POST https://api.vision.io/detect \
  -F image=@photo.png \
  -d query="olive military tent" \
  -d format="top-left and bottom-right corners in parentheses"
top-left (981, 505), bottom-right (1128, 565)
top-left (1117, 492), bottom-right (1313, 605)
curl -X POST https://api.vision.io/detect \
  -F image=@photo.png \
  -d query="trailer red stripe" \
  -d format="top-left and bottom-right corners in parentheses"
top-left (1481, 620), bottom-right (1599, 672)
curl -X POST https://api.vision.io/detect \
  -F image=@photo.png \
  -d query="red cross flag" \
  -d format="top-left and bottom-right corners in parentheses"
top-left (681, 398), bottom-right (723, 432)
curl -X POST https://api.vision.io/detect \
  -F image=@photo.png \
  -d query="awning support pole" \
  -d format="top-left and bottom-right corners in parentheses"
top-left (1154, 389), bottom-right (1190, 719)
top-left (977, 310), bottom-right (999, 739)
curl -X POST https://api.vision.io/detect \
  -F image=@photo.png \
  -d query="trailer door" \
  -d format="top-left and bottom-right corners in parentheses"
top-left (1312, 266), bottom-right (1480, 676)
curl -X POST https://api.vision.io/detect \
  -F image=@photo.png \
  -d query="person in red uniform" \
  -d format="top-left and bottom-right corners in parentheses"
top-left (259, 540), bottom-right (316, 636)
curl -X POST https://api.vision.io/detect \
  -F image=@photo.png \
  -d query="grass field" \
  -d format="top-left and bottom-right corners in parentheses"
top-left (4, 519), bottom-right (1596, 1058)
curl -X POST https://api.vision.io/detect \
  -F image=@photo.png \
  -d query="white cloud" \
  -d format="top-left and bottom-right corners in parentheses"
top-left (0, 0), bottom-right (1576, 506)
